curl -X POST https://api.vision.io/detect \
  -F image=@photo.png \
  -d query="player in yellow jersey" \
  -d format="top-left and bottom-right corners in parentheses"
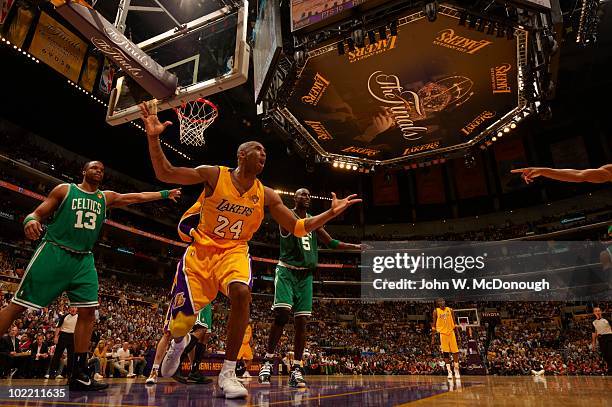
top-left (432, 299), bottom-right (461, 380)
top-left (139, 102), bottom-right (361, 399)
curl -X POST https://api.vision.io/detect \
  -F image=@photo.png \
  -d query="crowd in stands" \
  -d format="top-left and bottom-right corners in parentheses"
top-left (0, 130), bottom-right (610, 378)
top-left (0, 249), bottom-right (609, 378)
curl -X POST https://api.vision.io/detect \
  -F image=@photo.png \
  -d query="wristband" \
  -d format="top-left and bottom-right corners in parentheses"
top-left (329, 239), bottom-right (340, 249)
top-left (23, 215), bottom-right (38, 226)
top-left (160, 190), bottom-right (170, 199)
top-left (293, 218), bottom-right (307, 237)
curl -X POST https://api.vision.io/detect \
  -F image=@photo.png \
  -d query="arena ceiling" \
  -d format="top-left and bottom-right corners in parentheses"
top-left (0, 0), bottom-right (610, 193)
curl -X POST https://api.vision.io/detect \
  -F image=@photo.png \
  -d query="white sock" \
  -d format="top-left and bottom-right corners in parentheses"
top-left (152, 364), bottom-right (159, 370)
top-left (265, 353), bottom-right (275, 359)
top-left (220, 360), bottom-right (237, 376)
top-left (446, 364), bottom-right (452, 373)
top-left (454, 362), bottom-right (460, 370)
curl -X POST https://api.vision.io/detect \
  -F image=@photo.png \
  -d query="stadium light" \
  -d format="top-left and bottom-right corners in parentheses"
top-left (379, 26), bottom-right (387, 40)
top-left (367, 30), bottom-right (376, 45)
top-left (424, 1), bottom-right (438, 22)
top-left (337, 41), bottom-right (345, 56)
top-left (389, 20), bottom-right (398, 36)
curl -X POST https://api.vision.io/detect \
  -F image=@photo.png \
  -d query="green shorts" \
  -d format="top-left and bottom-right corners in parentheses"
top-left (272, 265), bottom-right (313, 317)
top-left (12, 241), bottom-right (99, 310)
top-left (193, 303), bottom-right (213, 333)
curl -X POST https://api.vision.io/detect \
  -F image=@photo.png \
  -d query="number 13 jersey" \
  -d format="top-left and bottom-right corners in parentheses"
top-left (44, 183), bottom-right (106, 253)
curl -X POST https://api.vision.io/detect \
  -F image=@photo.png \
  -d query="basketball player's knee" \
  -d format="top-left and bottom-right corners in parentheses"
top-left (77, 307), bottom-right (96, 322)
top-left (169, 312), bottom-right (197, 338)
top-left (294, 315), bottom-right (309, 327)
top-left (274, 308), bottom-right (290, 327)
top-left (443, 352), bottom-right (451, 360)
top-left (192, 327), bottom-right (206, 340)
top-left (229, 283), bottom-right (251, 306)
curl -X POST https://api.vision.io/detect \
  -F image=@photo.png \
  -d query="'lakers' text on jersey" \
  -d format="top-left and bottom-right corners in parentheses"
top-left (189, 166), bottom-right (265, 249)
top-left (436, 307), bottom-right (455, 335)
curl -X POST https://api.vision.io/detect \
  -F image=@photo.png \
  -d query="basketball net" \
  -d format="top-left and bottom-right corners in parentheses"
top-left (460, 322), bottom-right (467, 332)
top-left (174, 98), bottom-right (218, 147)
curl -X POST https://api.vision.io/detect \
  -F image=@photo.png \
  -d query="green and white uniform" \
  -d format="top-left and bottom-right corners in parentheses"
top-left (194, 303), bottom-right (213, 333)
top-left (13, 184), bottom-right (106, 310)
top-left (273, 212), bottom-right (317, 317)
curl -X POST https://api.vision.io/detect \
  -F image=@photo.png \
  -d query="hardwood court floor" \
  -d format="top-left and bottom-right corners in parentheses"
top-left (0, 375), bottom-right (608, 406)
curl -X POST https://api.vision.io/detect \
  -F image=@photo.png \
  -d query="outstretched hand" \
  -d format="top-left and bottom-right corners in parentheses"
top-left (139, 101), bottom-right (172, 138)
top-left (511, 167), bottom-right (542, 184)
top-left (168, 188), bottom-right (182, 202)
top-left (24, 219), bottom-right (43, 240)
top-left (330, 192), bottom-right (362, 216)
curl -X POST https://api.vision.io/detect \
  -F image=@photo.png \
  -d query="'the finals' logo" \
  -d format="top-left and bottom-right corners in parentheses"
top-left (490, 64), bottom-right (512, 94)
top-left (301, 73), bottom-right (330, 106)
top-left (433, 29), bottom-right (492, 55)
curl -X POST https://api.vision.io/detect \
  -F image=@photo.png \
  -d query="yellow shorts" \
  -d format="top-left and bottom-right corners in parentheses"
top-left (439, 331), bottom-right (459, 353)
top-left (167, 243), bottom-right (252, 320)
top-left (238, 344), bottom-right (253, 361)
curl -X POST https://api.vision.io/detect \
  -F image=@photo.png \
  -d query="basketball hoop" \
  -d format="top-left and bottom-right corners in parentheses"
top-left (174, 98), bottom-right (219, 146)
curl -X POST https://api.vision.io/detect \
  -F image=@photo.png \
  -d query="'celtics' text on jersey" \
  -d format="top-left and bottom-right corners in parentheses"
top-left (43, 184), bottom-right (106, 253)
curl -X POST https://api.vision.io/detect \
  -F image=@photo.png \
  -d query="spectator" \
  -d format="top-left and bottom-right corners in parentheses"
top-left (29, 333), bottom-right (50, 378)
top-left (0, 325), bottom-right (22, 378)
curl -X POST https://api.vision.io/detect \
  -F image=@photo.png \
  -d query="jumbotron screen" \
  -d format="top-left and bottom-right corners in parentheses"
top-left (285, 12), bottom-right (521, 162)
top-left (291, 0), bottom-right (369, 31)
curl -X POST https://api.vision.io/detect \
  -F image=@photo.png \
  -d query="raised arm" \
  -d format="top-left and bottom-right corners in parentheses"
top-left (104, 188), bottom-right (181, 208)
top-left (316, 228), bottom-right (363, 250)
top-left (139, 102), bottom-right (218, 186)
top-left (432, 309), bottom-right (438, 332)
top-left (264, 188), bottom-right (361, 237)
top-left (512, 164), bottom-right (612, 184)
top-left (23, 184), bottom-right (69, 240)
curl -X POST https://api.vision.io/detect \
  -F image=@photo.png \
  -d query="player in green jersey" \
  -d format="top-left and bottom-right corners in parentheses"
top-left (258, 188), bottom-right (363, 388)
top-left (0, 161), bottom-right (180, 391)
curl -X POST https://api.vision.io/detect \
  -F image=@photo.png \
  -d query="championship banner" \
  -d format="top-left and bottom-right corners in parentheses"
top-left (4, 3), bottom-right (34, 48)
top-left (54, 0), bottom-right (177, 100)
top-left (493, 138), bottom-right (528, 192)
top-left (416, 166), bottom-right (446, 205)
top-left (286, 12), bottom-right (520, 162)
top-left (372, 171), bottom-right (400, 206)
top-left (98, 57), bottom-right (114, 95)
top-left (79, 52), bottom-right (101, 92)
top-left (0, 0), bottom-right (15, 25)
top-left (453, 155), bottom-right (488, 199)
top-left (28, 12), bottom-right (87, 82)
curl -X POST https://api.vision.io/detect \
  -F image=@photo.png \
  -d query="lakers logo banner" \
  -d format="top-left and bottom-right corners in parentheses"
top-left (285, 13), bottom-right (520, 161)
